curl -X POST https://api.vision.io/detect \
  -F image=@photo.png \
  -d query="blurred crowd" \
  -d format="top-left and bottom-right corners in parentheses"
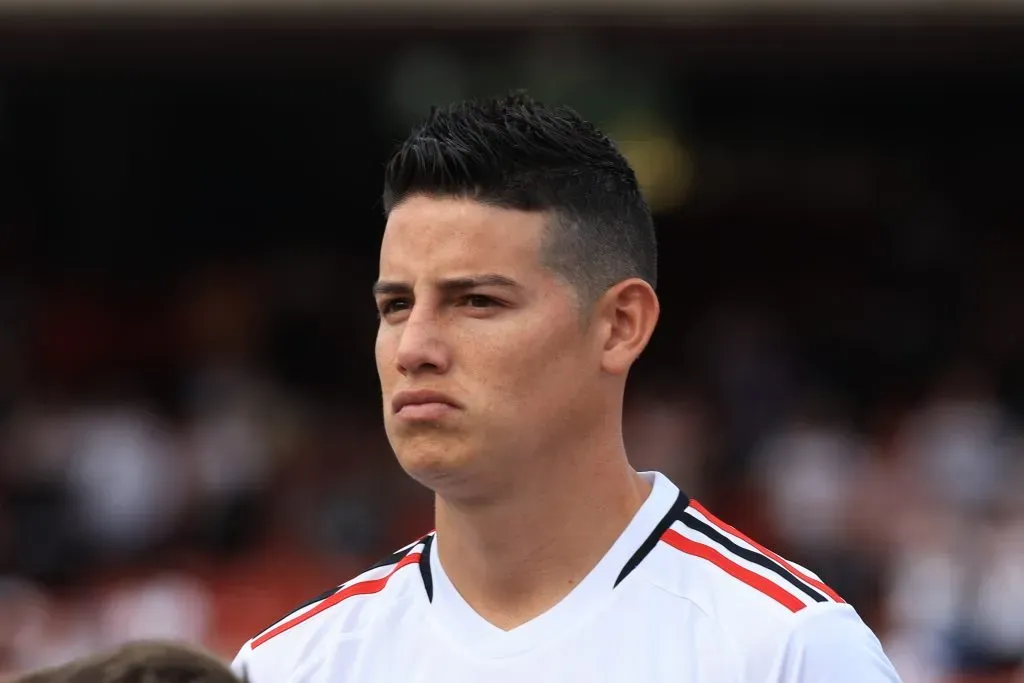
top-left (0, 252), bottom-right (1021, 683)
top-left (0, 25), bottom-right (1021, 681)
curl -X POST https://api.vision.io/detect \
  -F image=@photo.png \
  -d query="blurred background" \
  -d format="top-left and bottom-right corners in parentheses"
top-left (0, 1), bottom-right (1022, 681)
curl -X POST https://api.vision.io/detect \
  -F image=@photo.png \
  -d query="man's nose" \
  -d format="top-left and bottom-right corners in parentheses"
top-left (394, 308), bottom-right (451, 376)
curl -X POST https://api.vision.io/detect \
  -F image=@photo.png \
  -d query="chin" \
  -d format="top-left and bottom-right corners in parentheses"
top-left (391, 433), bottom-right (477, 489)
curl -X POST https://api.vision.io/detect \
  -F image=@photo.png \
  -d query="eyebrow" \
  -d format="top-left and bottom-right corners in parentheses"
top-left (372, 273), bottom-right (521, 297)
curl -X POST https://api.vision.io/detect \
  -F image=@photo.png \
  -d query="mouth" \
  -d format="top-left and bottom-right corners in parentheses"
top-left (391, 390), bottom-right (461, 420)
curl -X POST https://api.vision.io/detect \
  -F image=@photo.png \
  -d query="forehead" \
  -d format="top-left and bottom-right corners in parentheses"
top-left (380, 196), bottom-right (547, 280)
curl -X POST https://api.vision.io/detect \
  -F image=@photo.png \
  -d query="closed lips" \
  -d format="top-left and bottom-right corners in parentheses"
top-left (392, 391), bottom-right (460, 413)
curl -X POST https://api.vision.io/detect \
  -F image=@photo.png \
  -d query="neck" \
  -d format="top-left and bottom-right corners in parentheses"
top-left (433, 440), bottom-right (652, 630)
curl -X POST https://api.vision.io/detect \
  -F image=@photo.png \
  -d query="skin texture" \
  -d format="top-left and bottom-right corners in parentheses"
top-left (374, 195), bottom-right (660, 629)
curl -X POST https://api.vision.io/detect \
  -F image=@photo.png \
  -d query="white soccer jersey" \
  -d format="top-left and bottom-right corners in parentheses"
top-left (232, 472), bottom-right (902, 683)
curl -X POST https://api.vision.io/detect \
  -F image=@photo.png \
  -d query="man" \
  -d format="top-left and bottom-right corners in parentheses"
top-left (232, 93), bottom-right (902, 682)
top-left (7, 641), bottom-right (240, 683)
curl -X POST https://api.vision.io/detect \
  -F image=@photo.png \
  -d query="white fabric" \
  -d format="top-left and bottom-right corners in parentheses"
top-left (232, 472), bottom-right (902, 683)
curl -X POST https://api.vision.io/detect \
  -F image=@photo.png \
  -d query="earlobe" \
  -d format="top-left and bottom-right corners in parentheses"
top-left (599, 279), bottom-right (660, 376)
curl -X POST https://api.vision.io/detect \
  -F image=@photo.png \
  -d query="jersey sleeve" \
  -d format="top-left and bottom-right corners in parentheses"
top-left (764, 604), bottom-right (904, 683)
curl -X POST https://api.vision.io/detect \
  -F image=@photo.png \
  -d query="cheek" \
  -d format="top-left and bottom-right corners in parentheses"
top-left (471, 321), bottom-right (585, 405)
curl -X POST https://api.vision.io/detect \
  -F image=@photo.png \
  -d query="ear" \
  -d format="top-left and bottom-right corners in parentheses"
top-left (596, 278), bottom-right (660, 376)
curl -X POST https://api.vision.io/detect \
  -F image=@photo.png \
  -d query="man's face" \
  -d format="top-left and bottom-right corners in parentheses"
top-left (375, 195), bottom-right (601, 498)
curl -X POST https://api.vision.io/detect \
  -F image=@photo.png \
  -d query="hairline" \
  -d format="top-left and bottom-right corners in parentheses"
top-left (383, 192), bottom-right (613, 317)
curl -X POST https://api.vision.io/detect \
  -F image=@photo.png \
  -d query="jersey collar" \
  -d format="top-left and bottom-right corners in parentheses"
top-left (424, 471), bottom-right (686, 659)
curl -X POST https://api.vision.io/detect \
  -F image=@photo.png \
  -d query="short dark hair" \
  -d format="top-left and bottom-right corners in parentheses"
top-left (5, 641), bottom-right (241, 683)
top-left (382, 92), bottom-right (657, 305)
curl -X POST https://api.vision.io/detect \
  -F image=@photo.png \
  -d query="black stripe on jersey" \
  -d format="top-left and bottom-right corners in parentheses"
top-left (368, 543), bottom-right (416, 571)
top-left (251, 584), bottom-right (340, 641)
top-left (678, 514), bottom-right (827, 604)
top-left (614, 489), bottom-right (691, 587)
top-left (419, 533), bottom-right (434, 602)
top-left (250, 538), bottom-right (425, 641)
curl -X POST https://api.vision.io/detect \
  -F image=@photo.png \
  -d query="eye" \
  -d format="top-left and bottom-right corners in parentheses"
top-left (378, 298), bottom-right (411, 317)
top-left (461, 294), bottom-right (498, 309)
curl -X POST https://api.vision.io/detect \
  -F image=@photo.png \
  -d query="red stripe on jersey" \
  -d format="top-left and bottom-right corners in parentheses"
top-left (252, 552), bottom-right (421, 649)
top-left (689, 501), bottom-right (845, 604)
top-left (660, 529), bottom-right (806, 613)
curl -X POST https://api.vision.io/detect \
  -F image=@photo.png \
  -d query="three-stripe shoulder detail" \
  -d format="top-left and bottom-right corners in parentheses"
top-left (250, 533), bottom-right (434, 649)
top-left (662, 501), bottom-right (844, 612)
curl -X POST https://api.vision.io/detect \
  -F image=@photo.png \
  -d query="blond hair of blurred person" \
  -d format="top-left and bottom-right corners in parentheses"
top-left (5, 641), bottom-right (240, 683)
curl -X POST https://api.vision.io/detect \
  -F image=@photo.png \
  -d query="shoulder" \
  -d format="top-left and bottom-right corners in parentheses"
top-left (635, 499), bottom-right (900, 680)
top-left (636, 500), bottom-right (878, 671)
top-left (763, 603), bottom-right (903, 682)
top-left (640, 498), bottom-right (845, 620)
top-left (231, 533), bottom-right (434, 683)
